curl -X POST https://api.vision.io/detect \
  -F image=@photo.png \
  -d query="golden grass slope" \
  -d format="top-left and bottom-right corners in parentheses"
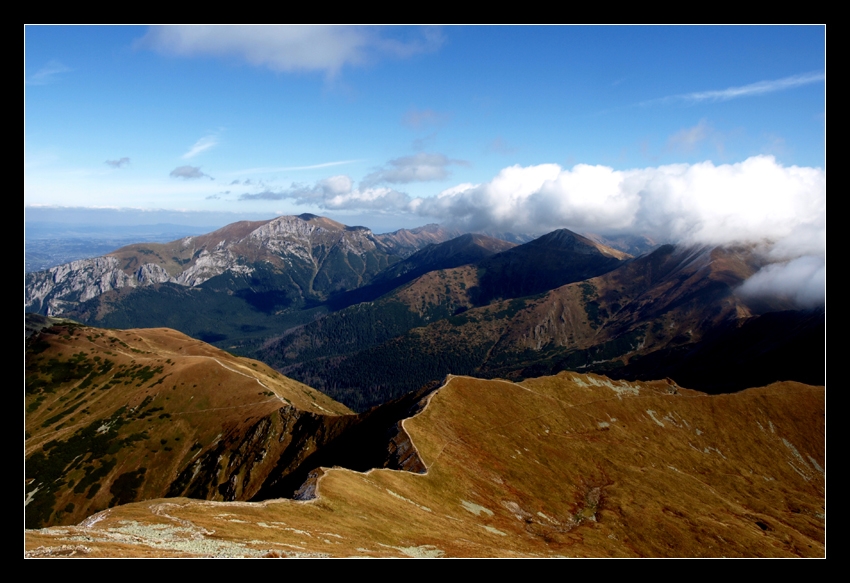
top-left (25, 321), bottom-right (350, 528)
top-left (26, 373), bottom-right (824, 557)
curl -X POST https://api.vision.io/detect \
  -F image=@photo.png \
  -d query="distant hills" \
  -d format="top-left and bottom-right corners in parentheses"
top-left (25, 214), bottom-right (824, 412)
top-left (23, 214), bottom-right (826, 557)
top-left (25, 215), bottom-right (477, 345)
top-left (257, 240), bottom-right (823, 410)
top-left (27, 215), bottom-right (399, 317)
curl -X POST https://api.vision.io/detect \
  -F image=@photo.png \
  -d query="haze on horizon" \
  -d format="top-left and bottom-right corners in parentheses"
top-left (25, 25), bottom-right (825, 305)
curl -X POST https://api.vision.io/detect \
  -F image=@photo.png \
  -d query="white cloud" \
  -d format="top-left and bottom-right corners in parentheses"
top-left (409, 156), bottom-right (824, 248)
top-left (139, 26), bottom-right (443, 77)
top-left (182, 135), bottom-right (219, 159)
top-left (737, 255), bottom-right (825, 308)
top-left (681, 71), bottom-right (825, 102)
top-left (409, 155), bottom-right (825, 308)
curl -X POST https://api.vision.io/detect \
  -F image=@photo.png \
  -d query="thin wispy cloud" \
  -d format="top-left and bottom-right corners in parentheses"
top-left (231, 160), bottom-right (362, 175)
top-left (403, 107), bottom-right (450, 130)
top-left (239, 175), bottom-right (411, 211)
top-left (644, 71), bottom-right (824, 106)
top-left (27, 60), bottom-right (72, 85)
top-left (182, 135), bottom-right (219, 159)
top-left (667, 120), bottom-right (711, 153)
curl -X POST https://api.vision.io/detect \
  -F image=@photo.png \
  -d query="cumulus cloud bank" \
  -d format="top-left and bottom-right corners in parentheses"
top-left (139, 26), bottom-right (443, 77)
top-left (239, 155), bottom-right (824, 306)
top-left (409, 156), bottom-right (823, 246)
top-left (412, 155), bottom-right (824, 307)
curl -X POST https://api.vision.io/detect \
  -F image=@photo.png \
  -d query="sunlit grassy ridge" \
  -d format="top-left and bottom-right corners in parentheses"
top-left (25, 318), bottom-right (350, 528)
top-left (27, 372), bottom-right (824, 557)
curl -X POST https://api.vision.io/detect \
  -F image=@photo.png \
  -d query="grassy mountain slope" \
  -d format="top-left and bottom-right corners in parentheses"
top-left (373, 223), bottom-right (464, 257)
top-left (470, 228), bottom-right (629, 305)
top-left (270, 244), bottom-right (822, 410)
top-left (26, 373), bottom-right (824, 557)
top-left (255, 231), bottom-right (631, 409)
top-left (324, 233), bottom-right (516, 310)
top-left (25, 315), bottom-right (351, 529)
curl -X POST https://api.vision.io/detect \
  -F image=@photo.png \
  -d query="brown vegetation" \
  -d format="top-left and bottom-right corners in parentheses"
top-left (26, 372), bottom-right (824, 557)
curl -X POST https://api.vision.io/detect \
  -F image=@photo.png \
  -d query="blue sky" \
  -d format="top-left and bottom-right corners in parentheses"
top-left (25, 25), bottom-right (824, 237)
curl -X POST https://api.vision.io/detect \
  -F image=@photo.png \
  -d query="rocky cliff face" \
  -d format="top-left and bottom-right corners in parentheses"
top-left (165, 404), bottom-right (355, 502)
top-left (26, 256), bottom-right (162, 315)
top-left (25, 214), bottom-right (400, 317)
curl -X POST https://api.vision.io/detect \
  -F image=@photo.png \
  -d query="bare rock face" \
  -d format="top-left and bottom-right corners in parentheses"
top-left (25, 214), bottom-right (400, 317)
top-left (26, 256), bottom-right (169, 316)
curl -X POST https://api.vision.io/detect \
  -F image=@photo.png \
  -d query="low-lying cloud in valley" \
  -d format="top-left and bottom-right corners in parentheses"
top-left (738, 255), bottom-right (825, 308)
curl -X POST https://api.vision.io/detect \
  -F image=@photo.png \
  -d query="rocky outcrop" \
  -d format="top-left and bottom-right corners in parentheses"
top-left (25, 214), bottom-right (403, 317)
top-left (166, 405), bottom-right (354, 502)
top-left (26, 256), bottom-right (177, 316)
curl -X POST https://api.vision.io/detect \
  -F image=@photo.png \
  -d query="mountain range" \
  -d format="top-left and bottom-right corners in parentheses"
top-left (24, 214), bottom-right (825, 555)
top-left (25, 214), bottom-right (824, 412)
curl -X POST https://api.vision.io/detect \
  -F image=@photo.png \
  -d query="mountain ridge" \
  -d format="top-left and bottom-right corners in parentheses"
top-left (25, 315), bottom-right (446, 529)
top-left (26, 371), bottom-right (825, 557)
top-left (264, 242), bottom-right (821, 410)
top-left (26, 215), bottom-right (398, 316)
